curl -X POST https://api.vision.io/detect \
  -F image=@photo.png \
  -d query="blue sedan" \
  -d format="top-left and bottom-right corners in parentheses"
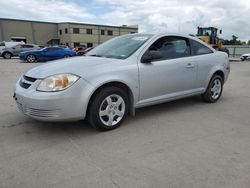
top-left (19, 47), bottom-right (76, 63)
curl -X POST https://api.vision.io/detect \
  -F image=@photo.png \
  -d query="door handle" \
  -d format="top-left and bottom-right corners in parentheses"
top-left (186, 63), bottom-right (194, 68)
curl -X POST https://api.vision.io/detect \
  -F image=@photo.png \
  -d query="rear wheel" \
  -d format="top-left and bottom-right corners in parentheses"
top-left (87, 87), bottom-right (129, 131)
top-left (26, 54), bottom-right (36, 63)
top-left (3, 52), bottom-right (12, 59)
top-left (241, 56), bottom-right (247, 61)
top-left (202, 75), bottom-right (223, 103)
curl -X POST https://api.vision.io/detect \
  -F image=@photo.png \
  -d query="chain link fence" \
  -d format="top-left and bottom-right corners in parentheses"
top-left (224, 45), bottom-right (250, 57)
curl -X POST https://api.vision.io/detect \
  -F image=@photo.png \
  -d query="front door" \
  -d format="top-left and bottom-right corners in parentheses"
top-left (138, 36), bottom-right (198, 104)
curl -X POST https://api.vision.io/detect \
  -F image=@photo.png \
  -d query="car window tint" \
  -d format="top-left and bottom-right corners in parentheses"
top-left (147, 36), bottom-right (190, 61)
top-left (47, 47), bottom-right (60, 52)
top-left (22, 45), bottom-right (34, 48)
top-left (191, 40), bottom-right (213, 55)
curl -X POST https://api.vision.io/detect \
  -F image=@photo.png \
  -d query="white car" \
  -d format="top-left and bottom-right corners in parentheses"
top-left (240, 53), bottom-right (250, 61)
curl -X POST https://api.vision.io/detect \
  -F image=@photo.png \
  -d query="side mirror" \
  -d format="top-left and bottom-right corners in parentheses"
top-left (141, 50), bottom-right (163, 63)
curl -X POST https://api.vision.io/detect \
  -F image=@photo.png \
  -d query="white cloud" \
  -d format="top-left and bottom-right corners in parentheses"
top-left (94, 0), bottom-right (250, 41)
top-left (0, 0), bottom-right (250, 41)
top-left (0, 0), bottom-right (95, 22)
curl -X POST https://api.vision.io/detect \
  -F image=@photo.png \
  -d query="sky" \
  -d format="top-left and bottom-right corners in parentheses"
top-left (0, 0), bottom-right (249, 41)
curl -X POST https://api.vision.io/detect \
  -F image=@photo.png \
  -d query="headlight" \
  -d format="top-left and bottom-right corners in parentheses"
top-left (37, 74), bottom-right (79, 92)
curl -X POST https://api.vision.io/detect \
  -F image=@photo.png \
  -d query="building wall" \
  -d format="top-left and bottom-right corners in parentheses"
top-left (0, 19), bottom-right (33, 43)
top-left (0, 19), bottom-right (58, 45)
top-left (58, 23), bottom-right (70, 46)
top-left (32, 22), bottom-right (58, 45)
top-left (0, 18), bottom-right (138, 48)
top-left (65, 23), bottom-right (138, 48)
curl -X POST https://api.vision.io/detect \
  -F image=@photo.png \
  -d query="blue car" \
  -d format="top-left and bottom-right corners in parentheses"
top-left (19, 47), bottom-right (76, 63)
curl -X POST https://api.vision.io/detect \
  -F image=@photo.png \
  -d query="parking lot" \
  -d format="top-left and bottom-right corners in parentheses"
top-left (0, 58), bottom-right (250, 188)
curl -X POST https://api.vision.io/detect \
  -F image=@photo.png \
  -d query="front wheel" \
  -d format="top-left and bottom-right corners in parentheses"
top-left (202, 75), bottom-right (224, 103)
top-left (3, 52), bottom-right (12, 59)
top-left (87, 87), bottom-right (129, 131)
top-left (26, 54), bottom-right (36, 63)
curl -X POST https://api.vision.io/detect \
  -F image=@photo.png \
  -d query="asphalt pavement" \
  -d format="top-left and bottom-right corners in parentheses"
top-left (0, 58), bottom-right (250, 188)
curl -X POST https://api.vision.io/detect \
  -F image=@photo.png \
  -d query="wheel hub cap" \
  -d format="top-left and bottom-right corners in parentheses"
top-left (211, 79), bottom-right (222, 99)
top-left (99, 94), bottom-right (125, 126)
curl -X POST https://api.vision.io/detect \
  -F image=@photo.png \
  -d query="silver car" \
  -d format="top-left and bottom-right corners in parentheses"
top-left (1, 44), bottom-right (40, 59)
top-left (14, 33), bottom-right (230, 130)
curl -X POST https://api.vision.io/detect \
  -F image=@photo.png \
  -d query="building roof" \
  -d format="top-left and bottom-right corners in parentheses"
top-left (0, 18), bottom-right (138, 29)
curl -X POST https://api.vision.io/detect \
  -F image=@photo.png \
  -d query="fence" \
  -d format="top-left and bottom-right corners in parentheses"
top-left (224, 45), bottom-right (250, 57)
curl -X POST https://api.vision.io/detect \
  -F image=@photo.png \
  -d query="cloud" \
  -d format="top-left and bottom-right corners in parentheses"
top-left (0, 0), bottom-right (249, 41)
top-left (0, 0), bottom-right (95, 22)
top-left (94, 0), bottom-right (250, 41)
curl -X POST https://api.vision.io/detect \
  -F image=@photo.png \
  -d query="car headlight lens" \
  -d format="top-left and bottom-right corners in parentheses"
top-left (37, 74), bottom-right (79, 92)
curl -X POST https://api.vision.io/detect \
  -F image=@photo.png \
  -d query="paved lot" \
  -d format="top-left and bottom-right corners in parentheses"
top-left (0, 58), bottom-right (250, 188)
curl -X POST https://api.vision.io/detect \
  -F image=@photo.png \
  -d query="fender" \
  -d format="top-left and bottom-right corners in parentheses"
top-left (205, 65), bottom-right (225, 89)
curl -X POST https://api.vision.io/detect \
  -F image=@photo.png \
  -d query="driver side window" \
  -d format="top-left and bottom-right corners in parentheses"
top-left (144, 36), bottom-right (191, 62)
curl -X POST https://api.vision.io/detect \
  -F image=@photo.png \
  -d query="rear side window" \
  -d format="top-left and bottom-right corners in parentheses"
top-left (21, 45), bottom-right (34, 48)
top-left (47, 47), bottom-right (60, 52)
top-left (191, 40), bottom-right (213, 55)
top-left (0, 42), bottom-right (4, 47)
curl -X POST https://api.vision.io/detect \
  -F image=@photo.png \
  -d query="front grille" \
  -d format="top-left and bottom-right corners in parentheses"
top-left (19, 75), bottom-right (37, 89)
top-left (19, 81), bottom-right (31, 89)
top-left (25, 108), bottom-right (59, 118)
top-left (23, 75), bottom-right (37, 82)
top-left (17, 102), bottom-right (23, 112)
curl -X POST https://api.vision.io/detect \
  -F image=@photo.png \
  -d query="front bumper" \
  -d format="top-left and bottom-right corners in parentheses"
top-left (14, 76), bottom-right (94, 122)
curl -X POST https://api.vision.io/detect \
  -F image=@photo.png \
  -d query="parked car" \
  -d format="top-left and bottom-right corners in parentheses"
top-left (0, 43), bottom-right (39, 59)
top-left (0, 41), bottom-right (25, 51)
top-left (14, 33), bottom-right (230, 131)
top-left (73, 45), bottom-right (87, 52)
top-left (19, 46), bottom-right (76, 62)
top-left (77, 47), bottom-right (94, 56)
top-left (240, 53), bottom-right (250, 61)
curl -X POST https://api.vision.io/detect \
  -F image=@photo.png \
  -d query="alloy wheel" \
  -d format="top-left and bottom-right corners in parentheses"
top-left (27, 55), bottom-right (36, 63)
top-left (210, 79), bottom-right (222, 100)
top-left (99, 94), bottom-right (125, 126)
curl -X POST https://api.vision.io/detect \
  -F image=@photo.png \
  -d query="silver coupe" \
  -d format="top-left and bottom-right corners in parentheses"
top-left (14, 33), bottom-right (230, 130)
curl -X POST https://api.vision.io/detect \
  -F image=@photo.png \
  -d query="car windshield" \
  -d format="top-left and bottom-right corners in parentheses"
top-left (87, 34), bottom-right (152, 59)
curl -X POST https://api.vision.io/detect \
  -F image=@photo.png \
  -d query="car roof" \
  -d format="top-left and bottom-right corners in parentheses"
top-left (150, 33), bottom-right (216, 52)
top-left (127, 33), bottom-right (216, 52)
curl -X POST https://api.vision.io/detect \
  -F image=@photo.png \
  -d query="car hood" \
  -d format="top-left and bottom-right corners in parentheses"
top-left (25, 56), bottom-right (123, 79)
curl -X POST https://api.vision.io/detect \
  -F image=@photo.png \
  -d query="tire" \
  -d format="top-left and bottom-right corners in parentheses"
top-left (202, 75), bottom-right (224, 103)
top-left (87, 86), bottom-right (129, 131)
top-left (26, 54), bottom-right (36, 63)
top-left (242, 56), bottom-right (247, 61)
top-left (3, 52), bottom-right (12, 59)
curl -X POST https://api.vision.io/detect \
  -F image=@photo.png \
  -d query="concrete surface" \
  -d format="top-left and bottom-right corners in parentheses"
top-left (0, 58), bottom-right (250, 188)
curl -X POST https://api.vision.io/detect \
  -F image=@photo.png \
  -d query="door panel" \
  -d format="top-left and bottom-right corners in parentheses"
top-left (138, 56), bottom-right (197, 101)
top-left (138, 36), bottom-right (198, 103)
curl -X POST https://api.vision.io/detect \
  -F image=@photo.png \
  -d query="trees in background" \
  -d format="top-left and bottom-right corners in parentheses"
top-left (224, 35), bottom-right (249, 45)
